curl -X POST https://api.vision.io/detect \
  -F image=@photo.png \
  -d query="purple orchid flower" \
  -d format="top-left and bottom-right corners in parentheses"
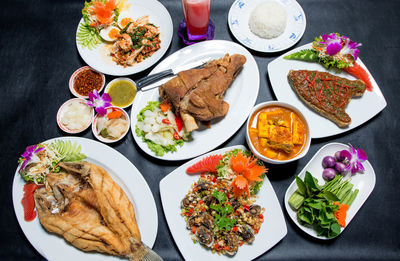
top-left (20, 145), bottom-right (44, 170)
top-left (340, 145), bottom-right (368, 174)
top-left (87, 89), bottom-right (112, 116)
top-left (320, 33), bottom-right (342, 56)
top-left (318, 33), bottom-right (362, 60)
top-left (339, 36), bottom-right (362, 61)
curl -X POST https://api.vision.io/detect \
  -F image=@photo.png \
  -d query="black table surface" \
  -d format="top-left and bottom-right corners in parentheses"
top-left (1, 0), bottom-right (399, 260)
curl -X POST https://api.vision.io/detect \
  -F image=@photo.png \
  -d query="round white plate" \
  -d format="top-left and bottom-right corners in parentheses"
top-left (284, 142), bottom-right (376, 239)
top-left (160, 145), bottom-right (287, 260)
top-left (130, 40), bottom-right (260, 161)
top-left (228, 0), bottom-right (306, 53)
top-left (267, 43), bottom-right (387, 138)
top-left (13, 137), bottom-right (158, 260)
top-left (76, 0), bottom-right (173, 76)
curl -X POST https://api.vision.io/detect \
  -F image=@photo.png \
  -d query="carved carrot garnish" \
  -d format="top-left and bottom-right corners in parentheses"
top-left (229, 152), bottom-right (267, 198)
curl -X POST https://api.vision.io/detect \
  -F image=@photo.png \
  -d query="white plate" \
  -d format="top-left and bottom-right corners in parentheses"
top-left (268, 43), bottom-right (387, 138)
top-left (12, 137), bottom-right (158, 260)
top-left (160, 145), bottom-right (287, 260)
top-left (130, 40), bottom-right (260, 161)
top-left (76, 0), bottom-right (173, 76)
top-left (284, 142), bottom-right (376, 240)
top-left (228, 0), bottom-right (306, 53)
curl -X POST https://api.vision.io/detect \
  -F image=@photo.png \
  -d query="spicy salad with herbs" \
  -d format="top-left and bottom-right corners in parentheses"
top-left (181, 149), bottom-right (267, 255)
top-left (77, 0), bottom-right (161, 67)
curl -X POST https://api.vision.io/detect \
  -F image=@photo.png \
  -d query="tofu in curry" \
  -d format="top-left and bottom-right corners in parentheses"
top-left (248, 106), bottom-right (307, 160)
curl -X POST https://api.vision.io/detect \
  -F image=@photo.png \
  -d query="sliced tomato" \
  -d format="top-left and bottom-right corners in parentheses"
top-left (21, 183), bottom-right (40, 222)
top-left (186, 154), bottom-right (224, 174)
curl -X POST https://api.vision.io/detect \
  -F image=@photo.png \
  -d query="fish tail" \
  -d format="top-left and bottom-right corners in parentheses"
top-left (128, 238), bottom-right (163, 261)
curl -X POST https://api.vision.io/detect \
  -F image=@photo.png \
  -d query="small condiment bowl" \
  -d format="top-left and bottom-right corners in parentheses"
top-left (69, 66), bottom-right (106, 99)
top-left (104, 77), bottom-right (137, 109)
top-left (246, 101), bottom-right (311, 164)
top-left (92, 106), bottom-right (130, 143)
top-left (57, 98), bottom-right (94, 134)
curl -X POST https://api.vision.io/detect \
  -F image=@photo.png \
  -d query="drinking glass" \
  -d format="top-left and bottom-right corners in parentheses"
top-left (181, 0), bottom-right (211, 40)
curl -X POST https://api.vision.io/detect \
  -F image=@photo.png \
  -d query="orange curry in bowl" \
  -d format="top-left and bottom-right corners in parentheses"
top-left (248, 105), bottom-right (308, 161)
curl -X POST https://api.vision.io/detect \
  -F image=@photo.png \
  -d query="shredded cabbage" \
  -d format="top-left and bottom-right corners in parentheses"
top-left (136, 101), bottom-right (189, 156)
top-left (18, 140), bottom-right (86, 184)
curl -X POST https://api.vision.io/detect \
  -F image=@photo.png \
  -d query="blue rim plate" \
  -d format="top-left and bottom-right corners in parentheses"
top-left (228, 0), bottom-right (306, 53)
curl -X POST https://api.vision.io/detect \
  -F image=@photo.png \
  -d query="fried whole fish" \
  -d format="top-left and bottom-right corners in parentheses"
top-left (34, 162), bottom-right (161, 261)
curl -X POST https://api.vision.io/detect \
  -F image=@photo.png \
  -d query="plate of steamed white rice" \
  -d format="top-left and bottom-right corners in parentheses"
top-left (228, 0), bottom-right (306, 53)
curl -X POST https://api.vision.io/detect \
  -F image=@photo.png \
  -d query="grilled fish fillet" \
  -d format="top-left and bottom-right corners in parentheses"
top-left (34, 162), bottom-right (161, 261)
top-left (287, 70), bottom-right (366, 127)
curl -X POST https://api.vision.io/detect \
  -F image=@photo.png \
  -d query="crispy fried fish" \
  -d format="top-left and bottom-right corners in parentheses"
top-left (34, 162), bottom-right (161, 261)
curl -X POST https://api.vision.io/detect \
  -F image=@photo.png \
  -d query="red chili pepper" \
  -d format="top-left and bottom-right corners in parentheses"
top-left (199, 200), bottom-right (204, 204)
top-left (162, 119), bottom-right (170, 124)
top-left (259, 214), bottom-right (264, 219)
top-left (232, 226), bottom-right (238, 232)
top-left (173, 131), bottom-right (181, 140)
top-left (191, 226), bottom-right (196, 234)
top-left (189, 209), bottom-right (193, 214)
top-left (212, 176), bottom-right (217, 183)
top-left (175, 113), bottom-right (183, 132)
top-left (244, 205), bottom-right (250, 211)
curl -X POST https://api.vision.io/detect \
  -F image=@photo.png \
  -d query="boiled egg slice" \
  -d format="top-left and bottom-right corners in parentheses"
top-left (118, 12), bottom-right (134, 29)
top-left (99, 26), bottom-right (120, 42)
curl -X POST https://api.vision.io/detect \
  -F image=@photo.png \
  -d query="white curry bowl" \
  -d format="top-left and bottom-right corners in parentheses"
top-left (246, 101), bottom-right (311, 164)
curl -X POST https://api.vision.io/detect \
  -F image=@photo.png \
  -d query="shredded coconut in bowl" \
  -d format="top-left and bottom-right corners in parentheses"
top-left (248, 1), bottom-right (287, 39)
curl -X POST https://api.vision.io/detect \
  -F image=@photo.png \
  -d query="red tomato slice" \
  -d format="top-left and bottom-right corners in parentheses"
top-left (186, 154), bottom-right (224, 174)
top-left (21, 183), bottom-right (39, 222)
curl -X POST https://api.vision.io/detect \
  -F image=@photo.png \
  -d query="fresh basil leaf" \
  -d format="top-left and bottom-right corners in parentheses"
top-left (323, 191), bottom-right (340, 202)
top-left (304, 171), bottom-right (319, 191)
top-left (296, 175), bottom-right (307, 195)
top-left (307, 200), bottom-right (323, 210)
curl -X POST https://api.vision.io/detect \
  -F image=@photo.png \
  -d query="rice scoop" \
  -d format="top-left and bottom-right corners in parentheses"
top-left (248, 1), bottom-right (287, 39)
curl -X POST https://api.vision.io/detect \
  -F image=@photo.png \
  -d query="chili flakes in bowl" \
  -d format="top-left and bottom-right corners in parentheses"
top-left (69, 66), bottom-right (105, 99)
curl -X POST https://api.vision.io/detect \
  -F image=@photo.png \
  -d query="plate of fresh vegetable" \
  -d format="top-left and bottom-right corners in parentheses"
top-left (284, 142), bottom-right (375, 239)
top-left (268, 33), bottom-right (387, 138)
top-left (76, 0), bottom-right (173, 76)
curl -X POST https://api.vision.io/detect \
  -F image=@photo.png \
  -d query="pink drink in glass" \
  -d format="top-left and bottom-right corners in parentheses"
top-left (182, 0), bottom-right (211, 40)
